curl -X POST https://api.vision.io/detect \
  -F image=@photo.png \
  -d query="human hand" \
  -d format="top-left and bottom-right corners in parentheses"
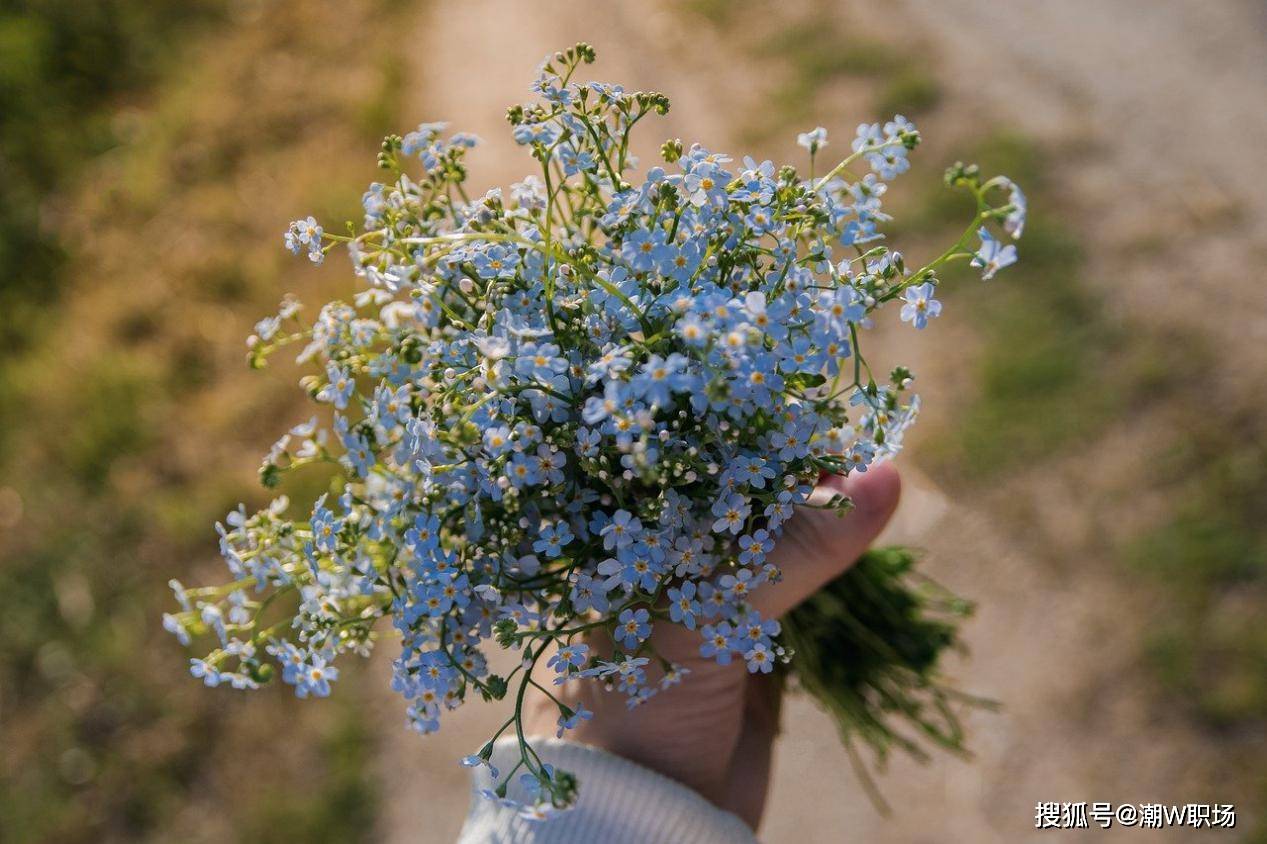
top-left (527, 463), bottom-right (901, 829)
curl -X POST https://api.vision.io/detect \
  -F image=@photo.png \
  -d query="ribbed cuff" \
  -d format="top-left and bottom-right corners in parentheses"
top-left (456, 737), bottom-right (759, 843)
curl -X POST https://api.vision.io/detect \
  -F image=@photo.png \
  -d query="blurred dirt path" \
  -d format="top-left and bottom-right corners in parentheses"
top-left (375, 3), bottom-right (1263, 842)
top-left (888, 0), bottom-right (1267, 357)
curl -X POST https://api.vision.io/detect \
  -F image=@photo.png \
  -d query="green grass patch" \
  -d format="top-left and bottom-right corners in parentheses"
top-left (237, 693), bottom-right (380, 844)
top-left (875, 68), bottom-right (942, 117)
top-left (759, 20), bottom-right (907, 79)
top-left (357, 52), bottom-right (408, 139)
top-left (682, 0), bottom-right (749, 28)
top-left (740, 10), bottom-right (941, 144)
top-left (59, 356), bottom-right (159, 489)
top-left (919, 133), bottom-right (1194, 481)
top-left (1125, 412), bottom-right (1267, 728)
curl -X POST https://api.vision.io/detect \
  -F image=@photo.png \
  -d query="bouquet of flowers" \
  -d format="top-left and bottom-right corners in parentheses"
top-left (166, 43), bottom-right (1023, 819)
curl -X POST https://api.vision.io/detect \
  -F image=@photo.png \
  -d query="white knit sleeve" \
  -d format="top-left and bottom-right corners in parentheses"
top-left (456, 737), bottom-right (760, 843)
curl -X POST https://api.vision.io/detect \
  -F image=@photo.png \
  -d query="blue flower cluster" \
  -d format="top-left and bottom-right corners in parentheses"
top-left (169, 43), bottom-right (1023, 819)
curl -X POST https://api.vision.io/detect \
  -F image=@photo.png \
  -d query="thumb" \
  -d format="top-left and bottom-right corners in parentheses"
top-left (751, 462), bottom-right (901, 620)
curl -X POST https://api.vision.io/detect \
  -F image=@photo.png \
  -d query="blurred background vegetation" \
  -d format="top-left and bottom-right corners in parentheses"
top-left (2, 0), bottom-right (1264, 841)
top-left (0, 0), bottom-right (222, 446)
top-left (0, 2), bottom-right (398, 840)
